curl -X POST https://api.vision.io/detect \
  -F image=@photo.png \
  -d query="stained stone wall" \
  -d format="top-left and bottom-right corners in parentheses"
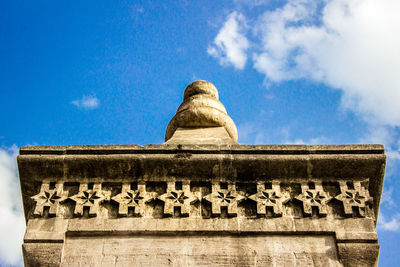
top-left (18, 144), bottom-right (385, 266)
top-left (62, 234), bottom-right (340, 266)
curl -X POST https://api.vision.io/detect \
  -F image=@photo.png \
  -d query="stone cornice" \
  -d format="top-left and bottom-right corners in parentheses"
top-left (18, 144), bottom-right (386, 224)
top-left (19, 144), bottom-right (384, 155)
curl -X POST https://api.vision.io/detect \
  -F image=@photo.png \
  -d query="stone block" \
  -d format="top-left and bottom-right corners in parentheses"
top-left (23, 243), bottom-right (63, 267)
top-left (61, 234), bottom-right (341, 267)
top-left (337, 243), bottom-right (379, 266)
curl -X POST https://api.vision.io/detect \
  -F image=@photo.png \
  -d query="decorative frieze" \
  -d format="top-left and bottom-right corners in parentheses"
top-left (111, 183), bottom-right (155, 216)
top-left (335, 181), bottom-right (373, 217)
top-left (31, 179), bottom-right (373, 219)
top-left (203, 182), bottom-right (239, 215)
top-left (31, 182), bottom-right (68, 216)
top-left (295, 181), bottom-right (330, 215)
top-left (249, 181), bottom-right (289, 216)
top-left (70, 183), bottom-right (111, 216)
top-left (158, 181), bottom-right (199, 215)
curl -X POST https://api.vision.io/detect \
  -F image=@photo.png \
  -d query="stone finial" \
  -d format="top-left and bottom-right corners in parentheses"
top-left (165, 80), bottom-right (238, 143)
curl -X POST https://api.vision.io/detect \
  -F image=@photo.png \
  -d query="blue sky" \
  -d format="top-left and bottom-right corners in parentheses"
top-left (0, 0), bottom-right (399, 266)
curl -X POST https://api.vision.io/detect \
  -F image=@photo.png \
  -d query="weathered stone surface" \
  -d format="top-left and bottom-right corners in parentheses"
top-left (18, 81), bottom-right (385, 266)
top-left (166, 127), bottom-right (236, 145)
top-left (23, 243), bottom-right (63, 267)
top-left (18, 144), bottom-right (385, 266)
top-left (61, 234), bottom-right (340, 267)
top-left (337, 243), bottom-right (379, 267)
top-left (165, 81), bottom-right (238, 143)
top-left (19, 144), bottom-right (385, 220)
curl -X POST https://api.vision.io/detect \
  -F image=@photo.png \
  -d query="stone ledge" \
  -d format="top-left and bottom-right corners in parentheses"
top-left (19, 144), bottom-right (385, 155)
top-left (23, 217), bottom-right (378, 242)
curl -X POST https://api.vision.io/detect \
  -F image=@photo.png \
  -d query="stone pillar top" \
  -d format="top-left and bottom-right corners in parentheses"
top-left (165, 80), bottom-right (238, 144)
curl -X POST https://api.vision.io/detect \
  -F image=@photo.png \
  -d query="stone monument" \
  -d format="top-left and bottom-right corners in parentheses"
top-left (18, 81), bottom-right (386, 266)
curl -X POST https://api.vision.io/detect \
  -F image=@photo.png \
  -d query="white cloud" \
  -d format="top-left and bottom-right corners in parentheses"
top-left (238, 122), bottom-right (330, 145)
top-left (215, 1), bottom-right (400, 235)
top-left (360, 125), bottom-right (395, 146)
top-left (71, 95), bottom-right (100, 109)
top-left (211, 0), bottom-right (400, 127)
top-left (283, 136), bottom-right (332, 145)
top-left (208, 12), bottom-right (250, 70)
top-left (381, 187), bottom-right (395, 207)
top-left (260, 0), bottom-right (400, 126)
top-left (388, 150), bottom-right (400, 161)
top-left (361, 125), bottom-right (400, 174)
top-left (0, 146), bottom-right (25, 266)
top-left (233, 0), bottom-right (270, 7)
top-left (379, 212), bottom-right (400, 232)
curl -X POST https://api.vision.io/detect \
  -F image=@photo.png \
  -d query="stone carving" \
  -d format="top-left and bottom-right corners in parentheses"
top-left (335, 181), bottom-right (373, 217)
top-left (158, 181), bottom-right (200, 215)
top-left (295, 181), bottom-right (331, 215)
top-left (112, 183), bottom-right (155, 216)
top-left (249, 182), bottom-right (289, 216)
top-left (203, 182), bottom-right (238, 215)
top-left (70, 183), bottom-right (111, 216)
top-left (31, 180), bottom-right (374, 219)
top-left (31, 182), bottom-right (68, 216)
top-left (165, 80), bottom-right (238, 142)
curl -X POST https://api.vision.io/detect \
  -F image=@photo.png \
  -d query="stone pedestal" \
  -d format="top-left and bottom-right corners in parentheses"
top-left (18, 144), bottom-right (385, 266)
